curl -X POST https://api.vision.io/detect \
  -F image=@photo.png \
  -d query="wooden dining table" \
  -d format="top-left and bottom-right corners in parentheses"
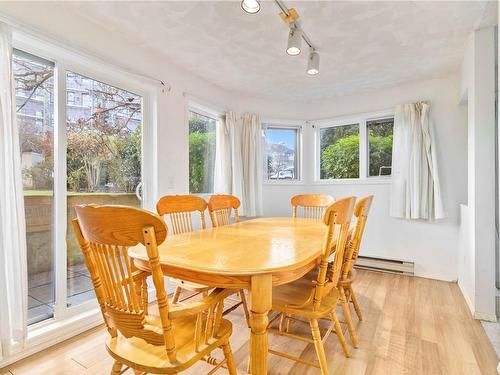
top-left (129, 217), bottom-right (327, 375)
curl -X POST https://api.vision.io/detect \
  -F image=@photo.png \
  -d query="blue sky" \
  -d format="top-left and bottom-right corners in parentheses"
top-left (266, 128), bottom-right (296, 149)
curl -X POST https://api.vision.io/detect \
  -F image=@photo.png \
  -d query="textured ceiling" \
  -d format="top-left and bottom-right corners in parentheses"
top-left (2, 1), bottom-right (498, 101)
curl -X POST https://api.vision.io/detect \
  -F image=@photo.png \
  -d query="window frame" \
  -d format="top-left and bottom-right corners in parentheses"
top-left (187, 101), bottom-right (221, 196)
top-left (313, 110), bottom-right (394, 184)
top-left (12, 30), bottom-right (159, 341)
top-left (262, 119), bottom-right (304, 185)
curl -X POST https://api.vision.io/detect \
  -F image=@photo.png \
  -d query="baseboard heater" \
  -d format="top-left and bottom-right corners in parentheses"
top-left (354, 255), bottom-right (414, 276)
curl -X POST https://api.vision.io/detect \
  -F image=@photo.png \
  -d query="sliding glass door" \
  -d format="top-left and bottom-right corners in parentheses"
top-left (13, 47), bottom-right (145, 325)
top-left (65, 72), bottom-right (142, 307)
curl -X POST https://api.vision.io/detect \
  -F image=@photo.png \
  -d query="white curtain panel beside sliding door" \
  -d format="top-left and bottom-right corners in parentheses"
top-left (214, 115), bottom-right (232, 194)
top-left (390, 101), bottom-right (445, 220)
top-left (0, 22), bottom-right (28, 358)
top-left (214, 112), bottom-right (263, 217)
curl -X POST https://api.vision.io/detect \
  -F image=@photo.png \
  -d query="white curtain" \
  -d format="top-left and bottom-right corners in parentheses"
top-left (214, 115), bottom-right (232, 194)
top-left (0, 22), bottom-right (28, 357)
top-left (390, 101), bottom-right (445, 220)
top-left (214, 112), bottom-right (263, 217)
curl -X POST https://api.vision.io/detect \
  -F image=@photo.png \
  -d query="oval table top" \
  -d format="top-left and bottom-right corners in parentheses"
top-left (128, 217), bottom-right (326, 276)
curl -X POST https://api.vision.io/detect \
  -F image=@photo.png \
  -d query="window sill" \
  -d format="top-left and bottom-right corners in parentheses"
top-left (263, 180), bottom-right (307, 186)
top-left (312, 178), bottom-right (391, 185)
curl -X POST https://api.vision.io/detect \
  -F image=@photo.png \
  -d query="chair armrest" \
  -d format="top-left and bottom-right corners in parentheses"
top-left (168, 288), bottom-right (236, 319)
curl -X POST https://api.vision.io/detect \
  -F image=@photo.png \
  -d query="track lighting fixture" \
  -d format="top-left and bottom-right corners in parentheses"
top-left (286, 26), bottom-right (302, 56)
top-left (242, 0), bottom-right (319, 75)
top-left (307, 49), bottom-right (320, 75)
top-left (241, 0), bottom-right (260, 14)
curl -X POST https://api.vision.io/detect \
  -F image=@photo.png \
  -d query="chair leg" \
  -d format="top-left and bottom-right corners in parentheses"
top-left (349, 285), bottom-right (363, 321)
top-left (222, 341), bottom-right (237, 375)
top-left (110, 360), bottom-right (122, 375)
top-left (239, 290), bottom-right (251, 327)
top-left (340, 287), bottom-right (358, 348)
top-left (331, 311), bottom-right (350, 358)
top-left (172, 286), bottom-right (182, 304)
top-left (310, 319), bottom-right (329, 375)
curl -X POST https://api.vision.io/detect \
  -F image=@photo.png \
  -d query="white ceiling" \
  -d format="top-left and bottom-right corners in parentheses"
top-left (2, 1), bottom-right (498, 101)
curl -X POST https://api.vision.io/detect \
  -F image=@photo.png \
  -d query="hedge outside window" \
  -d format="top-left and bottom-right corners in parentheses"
top-left (189, 110), bottom-right (216, 194)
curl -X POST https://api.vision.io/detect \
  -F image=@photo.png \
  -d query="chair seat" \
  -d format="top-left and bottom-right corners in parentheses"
top-left (272, 275), bottom-right (340, 319)
top-left (106, 314), bottom-right (232, 374)
top-left (170, 278), bottom-right (211, 292)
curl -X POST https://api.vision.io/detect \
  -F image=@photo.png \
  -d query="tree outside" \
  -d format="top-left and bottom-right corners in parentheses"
top-left (320, 124), bottom-right (359, 179)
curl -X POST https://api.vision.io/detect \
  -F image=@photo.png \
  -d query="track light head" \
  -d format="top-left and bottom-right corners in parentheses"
top-left (307, 49), bottom-right (320, 75)
top-left (286, 26), bottom-right (302, 56)
top-left (241, 0), bottom-right (260, 14)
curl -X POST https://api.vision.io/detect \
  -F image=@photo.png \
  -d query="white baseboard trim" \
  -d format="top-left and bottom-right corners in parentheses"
top-left (474, 311), bottom-right (497, 322)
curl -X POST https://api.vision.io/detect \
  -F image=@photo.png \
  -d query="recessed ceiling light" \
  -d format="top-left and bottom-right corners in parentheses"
top-left (286, 26), bottom-right (302, 56)
top-left (307, 50), bottom-right (320, 75)
top-left (241, 0), bottom-right (260, 14)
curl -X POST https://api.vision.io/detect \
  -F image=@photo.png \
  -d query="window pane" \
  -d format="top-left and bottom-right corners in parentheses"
top-left (66, 72), bottom-right (142, 307)
top-left (264, 127), bottom-right (298, 180)
top-left (367, 118), bottom-right (393, 177)
top-left (14, 50), bottom-right (56, 324)
top-left (319, 124), bottom-right (359, 179)
top-left (189, 111), bottom-right (216, 194)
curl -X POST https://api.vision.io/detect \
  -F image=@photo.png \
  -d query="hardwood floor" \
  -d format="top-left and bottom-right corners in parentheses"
top-left (1, 270), bottom-right (498, 375)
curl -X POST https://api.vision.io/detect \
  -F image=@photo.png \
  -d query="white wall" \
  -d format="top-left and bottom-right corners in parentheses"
top-left (259, 76), bottom-right (468, 282)
top-left (458, 27), bottom-right (497, 321)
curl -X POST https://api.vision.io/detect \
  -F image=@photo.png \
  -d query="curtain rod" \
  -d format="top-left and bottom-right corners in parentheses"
top-left (0, 16), bottom-right (171, 92)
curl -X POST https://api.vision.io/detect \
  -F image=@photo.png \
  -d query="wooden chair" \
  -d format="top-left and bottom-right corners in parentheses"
top-left (156, 195), bottom-right (211, 304)
top-left (268, 196), bottom-right (356, 374)
top-left (156, 194), bottom-right (208, 235)
top-left (72, 204), bottom-right (237, 375)
top-left (291, 194), bottom-right (335, 220)
top-left (337, 195), bottom-right (374, 349)
top-left (207, 194), bottom-right (251, 326)
top-left (207, 194), bottom-right (240, 227)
